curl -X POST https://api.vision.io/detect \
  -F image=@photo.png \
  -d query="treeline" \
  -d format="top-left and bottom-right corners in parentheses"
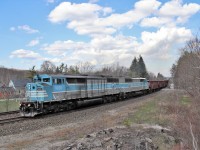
top-left (29, 55), bottom-right (165, 80)
top-left (170, 36), bottom-right (200, 149)
top-left (0, 67), bottom-right (28, 84)
top-left (171, 36), bottom-right (200, 95)
top-left (0, 55), bottom-right (166, 85)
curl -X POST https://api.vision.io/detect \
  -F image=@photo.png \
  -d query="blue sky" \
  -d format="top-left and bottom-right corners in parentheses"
top-left (0, 0), bottom-right (200, 76)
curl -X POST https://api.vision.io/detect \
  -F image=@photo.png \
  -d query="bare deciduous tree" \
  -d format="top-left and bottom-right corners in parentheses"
top-left (40, 61), bottom-right (56, 74)
top-left (172, 36), bottom-right (200, 149)
top-left (76, 61), bottom-right (94, 74)
top-left (0, 67), bottom-right (27, 85)
top-left (95, 63), bottom-right (129, 77)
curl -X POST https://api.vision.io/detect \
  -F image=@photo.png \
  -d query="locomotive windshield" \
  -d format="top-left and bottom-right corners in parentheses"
top-left (33, 78), bottom-right (41, 82)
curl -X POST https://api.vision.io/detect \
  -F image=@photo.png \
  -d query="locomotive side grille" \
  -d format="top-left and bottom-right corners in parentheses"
top-left (26, 90), bottom-right (48, 98)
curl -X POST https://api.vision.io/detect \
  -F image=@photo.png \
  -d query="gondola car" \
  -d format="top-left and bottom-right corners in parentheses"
top-left (20, 74), bottom-right (149, 117)
top-left (148, 80), bottom-right (168, 92)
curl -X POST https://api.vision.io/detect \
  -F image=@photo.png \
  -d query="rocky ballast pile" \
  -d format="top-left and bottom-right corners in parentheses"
top-left (51, 125), bottom-right (178, 150)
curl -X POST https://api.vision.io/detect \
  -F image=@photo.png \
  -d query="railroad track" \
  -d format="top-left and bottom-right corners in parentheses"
top-left (0, 117), bottom-right (25, 125)
top-left (0, 110), bottom-right (19, 116)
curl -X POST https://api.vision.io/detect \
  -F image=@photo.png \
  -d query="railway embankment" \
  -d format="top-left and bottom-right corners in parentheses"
top-left (0, 89), bottom-right (192, 149)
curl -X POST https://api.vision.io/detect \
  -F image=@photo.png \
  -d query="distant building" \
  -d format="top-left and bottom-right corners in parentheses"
top-left (0, 87), bottom-right (15, 99)
top-left (9, 79), bottom-right (31, 97)
top-left (0, 83), bottom-right (6, 88)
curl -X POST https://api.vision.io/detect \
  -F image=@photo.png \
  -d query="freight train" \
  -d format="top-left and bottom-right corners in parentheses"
top-left (19, 74), bottom-right (168, 117)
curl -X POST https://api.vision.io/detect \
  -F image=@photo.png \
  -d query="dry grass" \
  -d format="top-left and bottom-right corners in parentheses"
top-left (157, 91), bottom-right (200, 149)
top-left (122, 89), bottom-right (200, 149)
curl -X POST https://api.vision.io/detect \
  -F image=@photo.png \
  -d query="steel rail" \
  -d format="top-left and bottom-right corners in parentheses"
top-left (0, 116), bottom-right (25, 125)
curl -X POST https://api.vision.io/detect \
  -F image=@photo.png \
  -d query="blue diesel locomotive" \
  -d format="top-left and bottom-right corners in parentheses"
top-left (20, 74), bottom-right (149, 117)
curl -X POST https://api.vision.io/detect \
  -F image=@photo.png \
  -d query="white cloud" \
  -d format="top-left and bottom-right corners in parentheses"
top-left (42, 34), bottom-right (140, 67)
top-left (137, 27), bottom-right (192, 59)
top-left (141, 0), bottom-right (200, 28)
top-left (134, 0), bottom-right (161, 13)
top-left (42, 40), bottom-right (89, 55)
top-left (48, 2), bottom-right (104, 23)
top-left (27, 39), bottom-right (40, 47)
top-left (48, 0), bottom-right (161, 37)
top-left (10, 49), bottom-right (42, 59)
top-left (17, 25), bottom-right (39, 34)
top-left (90, 35), bottom-right (138, 51)
top-left (141, 17), bottom-right (174, 27)
top-left (42, 26), bottom-right (193, 70)
top-left (160, 0), bottom-right (200, 23)
top-left (159, 0), bottom-right (200, 18)
top-left (43, 35), bottom-right (138, 54)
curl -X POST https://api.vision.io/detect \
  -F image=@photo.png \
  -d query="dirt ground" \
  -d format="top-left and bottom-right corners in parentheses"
top-left (0, 89), bottom-right (181, 150)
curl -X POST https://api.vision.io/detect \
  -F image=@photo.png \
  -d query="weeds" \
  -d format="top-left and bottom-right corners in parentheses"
top-left (127, 100), bottom-right (168, 126)
top-left (180, 95), bottom-right (191, 106)
top-left (123, 118), bottom-right (132, 127)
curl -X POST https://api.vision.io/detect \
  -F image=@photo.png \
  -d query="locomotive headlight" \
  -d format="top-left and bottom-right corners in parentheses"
top-left (28, 104), bottom-right (31, 107)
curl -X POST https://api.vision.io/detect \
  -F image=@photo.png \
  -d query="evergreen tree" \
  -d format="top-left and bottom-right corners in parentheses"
top-left (26, 66), bottom-right (37, 81)
top-left (130, 57), bottom-right (138, 77)
top-left (64, 64), bottom-right (68, 73)
top-left (55, 63), bottom-right (65, 74)
top-left (130, 57), bottom-right (137, 72)
top-left (55, 67), bottom-right (60, 74)
top-left (59, 63), bottom-right (64, 73)
top-left (138, 55), bottom-right (148, 78)
top-left (157, 72), bottom-right (165, 80)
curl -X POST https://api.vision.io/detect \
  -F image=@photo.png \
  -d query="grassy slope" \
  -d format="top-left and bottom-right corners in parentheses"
top-left (123, 90), bottom-right (191, 126)
top-left (0, 100), bottom-right (20, 112)
top-left (122, 89), bottom-right (193, 149)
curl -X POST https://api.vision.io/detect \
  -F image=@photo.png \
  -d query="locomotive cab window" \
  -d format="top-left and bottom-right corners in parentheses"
top-left (43, 78), bottom-right (50, 82)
